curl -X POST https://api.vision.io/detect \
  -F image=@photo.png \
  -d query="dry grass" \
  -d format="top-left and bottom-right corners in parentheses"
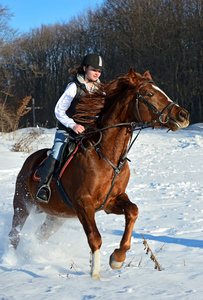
top-left (142, 233), bottom-right (164, 271)
top-left (0, 96), bottom-right (31, 133)
top-left (11, 128), bottom-right (44, 152)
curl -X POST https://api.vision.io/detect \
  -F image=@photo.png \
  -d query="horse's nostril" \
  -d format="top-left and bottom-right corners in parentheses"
top-left (179, 110), bottom-right (187, 120)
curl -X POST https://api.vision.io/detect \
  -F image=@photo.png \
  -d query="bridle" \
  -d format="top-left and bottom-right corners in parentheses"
top-left (135, 80), bottom-right (178, 128)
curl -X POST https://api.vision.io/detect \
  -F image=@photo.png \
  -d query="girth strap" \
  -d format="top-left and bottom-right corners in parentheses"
top-left (56, 175), bottom-right (74, 211)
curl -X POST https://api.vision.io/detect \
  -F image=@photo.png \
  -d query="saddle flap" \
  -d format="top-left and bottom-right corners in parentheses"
top-left (33, 142), bottom-right (80, 182)
top-left (58, 142), bottom-right (80, 179)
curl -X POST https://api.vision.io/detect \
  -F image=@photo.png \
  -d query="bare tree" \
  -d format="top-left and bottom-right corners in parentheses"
top-left (0, 0), bottom-right (202, 128)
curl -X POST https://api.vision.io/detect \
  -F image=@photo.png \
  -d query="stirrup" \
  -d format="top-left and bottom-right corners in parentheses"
top-left (34, 184), bottom-right (51, 203)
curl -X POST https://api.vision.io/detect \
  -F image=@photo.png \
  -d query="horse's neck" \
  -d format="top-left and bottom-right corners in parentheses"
top-left (105, 128), bottom-right (130, 161)
top-left (98, 90), bottom-right (134, 163)
top-left (99, 113), bottom-right (131, 164)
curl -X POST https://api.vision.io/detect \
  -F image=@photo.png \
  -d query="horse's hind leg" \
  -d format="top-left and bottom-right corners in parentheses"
top-left (36, 214), bottom-right (67, 242)
top-left (105, 193), bottom-right (139, 269)
top-left (9, 175), bottom-right (32, 249)
top-left (9, 195), bottom-right (30, 249)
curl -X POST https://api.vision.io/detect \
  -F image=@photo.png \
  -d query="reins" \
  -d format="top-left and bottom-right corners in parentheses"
top-left (80, 122), bottom-right (149, 150)
top-left (78, 80), bottom-right (180, 145)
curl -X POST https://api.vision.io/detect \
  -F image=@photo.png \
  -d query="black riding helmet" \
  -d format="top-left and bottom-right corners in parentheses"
top-left (82, 54), bottom-right (103, 70)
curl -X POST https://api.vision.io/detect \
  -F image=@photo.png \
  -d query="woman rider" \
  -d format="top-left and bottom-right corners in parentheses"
top-left (35, 53), bottom-right (103, 203)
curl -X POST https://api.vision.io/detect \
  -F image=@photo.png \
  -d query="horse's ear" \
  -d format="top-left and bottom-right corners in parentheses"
top-left (129, 68), bottom-right (139, 83)
top-left (143, 70), bottom-right (153, 81)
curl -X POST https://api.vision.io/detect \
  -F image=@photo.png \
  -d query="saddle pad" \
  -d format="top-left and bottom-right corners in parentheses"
top-left (33, 158), bottom-right (47, 181)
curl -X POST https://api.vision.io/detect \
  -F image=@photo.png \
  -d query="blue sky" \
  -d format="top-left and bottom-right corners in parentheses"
top-left (1, 0), bottom-right (104, 32)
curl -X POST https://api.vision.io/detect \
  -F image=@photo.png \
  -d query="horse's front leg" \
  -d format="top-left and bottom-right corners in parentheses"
top-left (105, 193), bottom-right (139, 269)
top-left (76, 201), bottom-right (102, 280)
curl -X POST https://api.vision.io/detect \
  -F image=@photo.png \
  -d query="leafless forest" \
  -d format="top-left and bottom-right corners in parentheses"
top-left (0, 0), bottom-right (202, 131)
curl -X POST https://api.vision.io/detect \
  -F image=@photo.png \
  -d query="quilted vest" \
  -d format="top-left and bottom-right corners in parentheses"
top-left (58, 76), bottom-right (87, 133)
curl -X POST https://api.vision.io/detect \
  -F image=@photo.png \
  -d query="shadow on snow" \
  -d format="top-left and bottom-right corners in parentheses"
top-left (108, 230), bottom-right (203, 249)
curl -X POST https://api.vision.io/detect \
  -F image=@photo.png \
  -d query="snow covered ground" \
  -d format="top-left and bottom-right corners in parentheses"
top-left (0, 124), bottom-right (202, 299)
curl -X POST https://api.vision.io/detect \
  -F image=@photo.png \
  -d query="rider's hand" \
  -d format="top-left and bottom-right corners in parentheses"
top-left (73, 124), bottom-right (85, 134)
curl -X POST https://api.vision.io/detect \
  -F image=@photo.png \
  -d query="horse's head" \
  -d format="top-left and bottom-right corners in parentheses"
top-left (128, 68), bottom-right (190, 131)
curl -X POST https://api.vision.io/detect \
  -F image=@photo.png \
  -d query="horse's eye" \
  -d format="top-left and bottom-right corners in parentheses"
top-left (147, 93), bottom-right (154, 97)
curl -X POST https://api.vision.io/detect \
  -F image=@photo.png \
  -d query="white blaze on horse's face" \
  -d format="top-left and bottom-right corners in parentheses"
top-left (152, 85), bottom-right (180, 107)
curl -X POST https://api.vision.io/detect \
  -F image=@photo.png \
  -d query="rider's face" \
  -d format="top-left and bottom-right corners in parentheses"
top-left (84, 66), bottom-right (102, 82)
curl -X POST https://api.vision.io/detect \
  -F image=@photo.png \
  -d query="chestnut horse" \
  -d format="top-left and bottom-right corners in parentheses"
top-left (8, 69), bottom-right (189, 279)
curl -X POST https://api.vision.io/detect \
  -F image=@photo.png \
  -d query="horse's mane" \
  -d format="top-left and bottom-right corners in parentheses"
top-left (74, 70), bottom-right (151, 127)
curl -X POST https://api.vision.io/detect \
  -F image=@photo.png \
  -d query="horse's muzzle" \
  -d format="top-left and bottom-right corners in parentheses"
top-left (171, 108), bottom-right (190, 131)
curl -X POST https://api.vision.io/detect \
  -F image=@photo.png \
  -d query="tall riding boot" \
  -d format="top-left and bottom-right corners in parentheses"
top-left (35, 155), bottom-right (57, 203)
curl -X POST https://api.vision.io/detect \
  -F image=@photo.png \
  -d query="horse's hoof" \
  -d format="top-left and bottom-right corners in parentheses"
top-left (8, 228), bottom-right (20, 250)
top-left (109, 253), bottom-right (124, 270)
top-left (92, 273), bottom-right (100, 280)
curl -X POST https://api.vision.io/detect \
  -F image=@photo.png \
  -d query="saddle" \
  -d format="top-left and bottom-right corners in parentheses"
top-left (33, 140), bottom-right (80, 182)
